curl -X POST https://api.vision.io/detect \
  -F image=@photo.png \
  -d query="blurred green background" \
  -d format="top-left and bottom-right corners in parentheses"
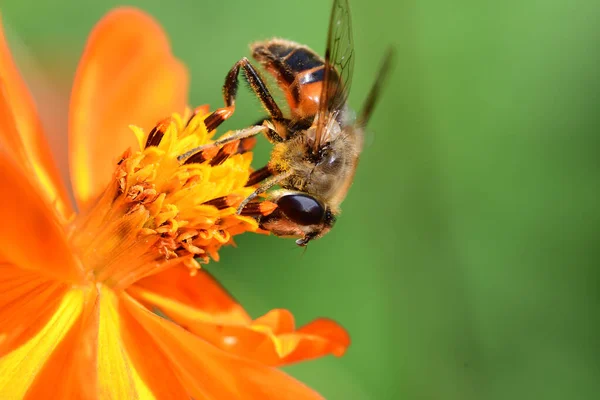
top-left (4, 0), bottom-right (600, 398)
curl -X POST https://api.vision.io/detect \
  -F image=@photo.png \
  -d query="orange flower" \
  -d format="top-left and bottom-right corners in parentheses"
top-left (0, 7), bottom-right (349, 399)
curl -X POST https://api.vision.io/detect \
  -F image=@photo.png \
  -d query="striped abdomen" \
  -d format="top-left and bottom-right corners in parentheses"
top-left (251, 39), bottom-right (330, 119)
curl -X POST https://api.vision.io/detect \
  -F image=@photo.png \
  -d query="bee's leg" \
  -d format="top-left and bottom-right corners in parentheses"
top-left (237, 170), bottom-right (293, 214)
top-left (178, 125), bottom-right (266, 163)
top-left (251, 118), bottom-right (287, 143)
top-left (204, 57), bottom-right (287, 132)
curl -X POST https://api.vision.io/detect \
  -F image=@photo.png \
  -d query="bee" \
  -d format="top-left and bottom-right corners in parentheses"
top-left (179, 0), bottom-right (393, 246)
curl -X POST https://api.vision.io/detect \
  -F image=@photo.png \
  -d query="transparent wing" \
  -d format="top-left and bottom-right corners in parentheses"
top-left (356, 47), bottom-right (395, 127)
top-left (314, 0), bottom-right (355, 150)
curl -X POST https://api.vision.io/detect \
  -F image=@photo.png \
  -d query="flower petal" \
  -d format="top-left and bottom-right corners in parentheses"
top-left (69, 7), bottom-right (188, 210)
top-left (123, 293), bottom-right (324, 400)
top-left (202, 309), bottom-right (350, 367)
top-left (96, 286), bottom-right (189, 399)
top-left (268, 316), bottom-right (351, 365)
top-left (128, 267), bottom-right (350, 367)
top-left (0, 16), bottom-right (73, 219)
top-left (253, 308), bottom-right (296, 333)
top-left (128, 266), bottom-right (251, 326)
top-left (0, 288), bottom-right (85, 399)
top-left (24, 287), bottom-right (99, 400)
top-left (0, 264), bottom-right (69, 358)
top-left (0, 149), bottom-right (82, 283)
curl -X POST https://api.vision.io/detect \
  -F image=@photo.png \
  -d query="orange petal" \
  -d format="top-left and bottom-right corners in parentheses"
top-left (95, 286), bottom-right (189, 399)
top-left (253, 308), bottom-right (296, 333)
top-left (123, 293), bottom-right (324, 400)
top-left (270, 316), bottom-right (351, 365)
top-left (208, 309), bottom-right (350, 367)
top-left (69, 7), bottom-right (189, 210)
top-left (0, 264), bottom-right (69, 358)
top-left (0, 151), bottom-right (82, 283)
top-left (128, 266), bottom-right (349, 367)
top-left (24, 286), bottom-right (99, 400)
top-left (0, 16), bottom-right (72, 220)
top-left (0, 288), bottom-right (86, 399)
top-left (128, 266), bottom-right (251, 326)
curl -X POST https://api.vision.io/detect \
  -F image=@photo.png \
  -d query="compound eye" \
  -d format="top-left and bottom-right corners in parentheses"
top-left (277, 194), bottom-right (325, 226)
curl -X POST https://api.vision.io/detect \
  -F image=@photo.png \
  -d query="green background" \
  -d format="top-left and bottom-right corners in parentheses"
top-left (4, 0), bottom-right (600, 399)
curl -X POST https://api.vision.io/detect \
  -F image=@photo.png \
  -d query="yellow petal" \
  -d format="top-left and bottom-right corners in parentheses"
top-left (24, 287), bottom-right (99, 400)
top-left (0, 288), bottom-right (85, 399)
top-left (96, 285), bottom-right (189, 399)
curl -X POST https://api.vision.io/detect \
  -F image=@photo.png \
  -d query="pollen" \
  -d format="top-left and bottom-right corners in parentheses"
top-left (67, 106), bottom-right (270, 289)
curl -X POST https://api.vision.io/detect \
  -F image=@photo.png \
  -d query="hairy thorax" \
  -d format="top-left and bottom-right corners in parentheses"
top-left (269, 124), bottom-right (362, 212)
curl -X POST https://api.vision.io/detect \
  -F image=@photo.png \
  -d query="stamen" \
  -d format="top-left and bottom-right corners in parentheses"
top-left (184, 146), bottom-right (221, 165)
top-left (186, 104), bottom-right (210, 127)
top-left (204, 107), bottom-right (234, 132)
top-left (237, 136), bottom-right (257, 154)
top-left (144, 117), bottom-right (172, 148)
top-left (239, 201), bottom-right (277, 217)
top-left (69, 108), bottom-right (261, 289)
top-left (203, 194), bottom-right (243, 210)
top-left (210, 141), bottom-right (240, 166)
top-left (246, 165), bottom-right (272, 187)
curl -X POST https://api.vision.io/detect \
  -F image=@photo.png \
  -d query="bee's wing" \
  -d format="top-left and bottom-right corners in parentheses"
top-left (356, 47), bottom-right (395, 127)
top-left (314, 0), bottom-right (355, 151)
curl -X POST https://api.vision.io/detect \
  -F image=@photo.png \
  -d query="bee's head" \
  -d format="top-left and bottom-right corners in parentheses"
top-left (258, 192), bottom-right (336, 246)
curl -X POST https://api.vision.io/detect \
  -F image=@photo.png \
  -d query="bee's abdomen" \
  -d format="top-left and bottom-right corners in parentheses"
top-left (283, 48), bottom-right (323, 73)
top-left (252, 39), bottom-right (327, 117)
top-left (268, 42), bottom-right (323, 70)
top-left (253, 40), bottom-right (326, 83)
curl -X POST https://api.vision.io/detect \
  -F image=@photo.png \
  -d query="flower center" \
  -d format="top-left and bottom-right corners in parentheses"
top-left (65, 107), bottom-right (274, 289)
